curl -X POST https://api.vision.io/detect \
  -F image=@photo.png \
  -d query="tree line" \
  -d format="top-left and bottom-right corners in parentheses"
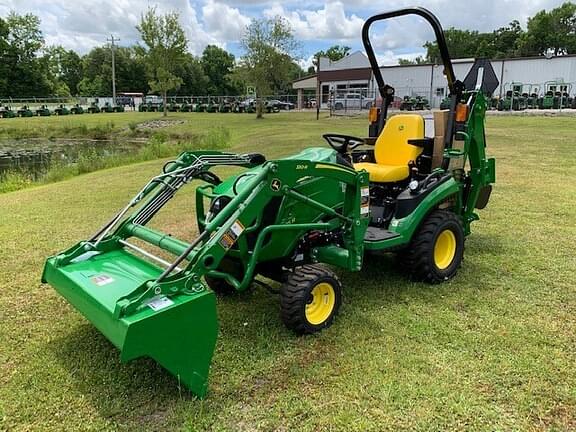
top-left (401, 2), bottom-right (576, 64)
top-left (0, 9), bottom-right (303, 99)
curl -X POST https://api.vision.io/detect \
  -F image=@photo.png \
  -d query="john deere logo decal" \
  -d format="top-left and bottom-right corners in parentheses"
top-left (271, 179), bottom-right (282, 191)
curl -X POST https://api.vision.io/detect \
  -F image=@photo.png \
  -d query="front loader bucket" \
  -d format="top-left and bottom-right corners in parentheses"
top-left (42, 248), bottom-right (218, 398)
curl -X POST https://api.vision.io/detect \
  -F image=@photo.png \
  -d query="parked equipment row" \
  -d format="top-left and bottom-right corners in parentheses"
top-left (0, 102), bottom-right (125, 118)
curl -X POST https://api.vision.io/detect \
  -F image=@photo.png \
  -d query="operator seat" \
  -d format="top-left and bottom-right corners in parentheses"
top-left (354, 114), bottom-right (424, 183)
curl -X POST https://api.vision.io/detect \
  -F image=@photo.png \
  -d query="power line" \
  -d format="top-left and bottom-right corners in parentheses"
top-left (107, 35), bottom-right (120, 103)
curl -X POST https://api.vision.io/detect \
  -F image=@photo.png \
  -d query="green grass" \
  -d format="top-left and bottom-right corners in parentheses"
top-left (0, 113), bottom-right (575, 431)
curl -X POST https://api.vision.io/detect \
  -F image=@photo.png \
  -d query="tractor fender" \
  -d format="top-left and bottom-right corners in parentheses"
top-left (388, 176), bottom-right (460, 243)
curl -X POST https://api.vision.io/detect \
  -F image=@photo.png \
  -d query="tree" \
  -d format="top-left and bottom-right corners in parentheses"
top-left (425, 28), bottom-right (483, 62)
top-left (2, 12), bottom-right (51, 97)
top-left (136, 7), bottom-right (187, 116)
top-left (44, 46), bottom-right (83, 95)
top-left (491, 21), bottom-right (524, 58)
top-left (77, 46), bottom-right (147, 96)
top-left (201, 45), bottom-right (235, 95)
top-left (314, 45), bottom-right (351, 62)
top-left (239, 16), bottom-right (299, 118)
top-left (519, 2), bottom-right (576, 56)
top-left (174, 53), bottom-right (210, 96)
top-left (398, 56), bottom-right (427, 65)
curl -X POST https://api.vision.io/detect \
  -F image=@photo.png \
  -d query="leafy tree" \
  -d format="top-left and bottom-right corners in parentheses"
top-left (201, 45), bottom-right (235, 95)
top-left (173, 53), bottom-right (209, 96)
top-left (239, 16), bottom-right (299, 118)
top-left (519, 2), bottom-right (576, 56)
top-left (2, 12), bottom-right (51, 97)
top-left (44, 46), bottom-right (82, 95)
top-left (398, 56), bottom-right (427, 65)
top-left (425, 28), bottom-right (482, 62)
top-left (77, 46), bottom-right (147, 96)
top-left (491, 21), bottom-right (524, 58)
top-left (0, 17), bottom-right (10, 96)
top-left (136, 7), bottom-right (187, 116)
top-left (314, 45), bottom-right (351, 62)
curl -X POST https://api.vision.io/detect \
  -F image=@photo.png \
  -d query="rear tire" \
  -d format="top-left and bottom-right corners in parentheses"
top-left (399, 210), bottom-right (465, 283)
top-left (280, 265), bottom-right (342, 334)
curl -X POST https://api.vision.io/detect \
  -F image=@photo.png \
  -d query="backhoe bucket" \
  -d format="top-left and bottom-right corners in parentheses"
top-left (42, 247), bottom-right (218, 398)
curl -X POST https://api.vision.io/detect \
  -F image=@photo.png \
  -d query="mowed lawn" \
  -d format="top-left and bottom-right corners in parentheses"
top-left (0, 113), bottom-right (575, 431)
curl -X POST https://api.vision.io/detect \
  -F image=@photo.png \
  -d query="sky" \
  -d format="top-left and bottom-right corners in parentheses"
top-left (0, 0), bottom-right (567, 68)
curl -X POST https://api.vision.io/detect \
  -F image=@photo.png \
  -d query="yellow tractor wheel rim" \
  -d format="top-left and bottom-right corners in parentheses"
top-left (305, 282), bottom-right (336, 325)
top-left (434, 229), bottom-right (457, 270)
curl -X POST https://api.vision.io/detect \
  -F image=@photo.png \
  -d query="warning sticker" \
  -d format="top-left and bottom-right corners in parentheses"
top-left (147, 296), bottom-right (174, 312)
top-left (90, 274), bottom-right (114, 286)
top-left (219, 220), bottom-right (245, 250)
top-left (360, 187), bottom-right (370, 215)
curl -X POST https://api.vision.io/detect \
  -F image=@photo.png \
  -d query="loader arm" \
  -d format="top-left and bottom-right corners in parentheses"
top-left (42, 150), bottom-right (369, 398)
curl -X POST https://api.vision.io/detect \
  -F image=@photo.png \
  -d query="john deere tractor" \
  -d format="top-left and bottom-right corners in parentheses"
top-left (43, 8), bottom-right (496, 399)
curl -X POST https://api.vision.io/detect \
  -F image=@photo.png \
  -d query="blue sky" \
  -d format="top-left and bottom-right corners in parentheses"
top-left (0, 0), bottom-right (567, 67)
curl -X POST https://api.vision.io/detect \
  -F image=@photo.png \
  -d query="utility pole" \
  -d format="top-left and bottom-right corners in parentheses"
top-left (107, 35), bottom-right (119, 104)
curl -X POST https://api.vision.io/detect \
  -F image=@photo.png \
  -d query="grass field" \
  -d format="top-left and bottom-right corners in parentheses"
top-left (0, 113), bottom-right (575, 431)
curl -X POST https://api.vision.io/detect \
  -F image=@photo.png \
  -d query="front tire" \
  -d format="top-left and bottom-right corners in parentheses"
top-left (280, 265), bottom-right (342, 334)
top-left (399, 210), bottom-right (465, 283)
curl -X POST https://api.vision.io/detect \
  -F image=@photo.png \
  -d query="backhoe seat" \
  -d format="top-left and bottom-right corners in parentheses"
top-left (355, 114), bottom-right (425, 183)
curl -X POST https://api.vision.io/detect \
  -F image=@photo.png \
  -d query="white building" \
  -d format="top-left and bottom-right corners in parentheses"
top-left (293, 51), bottom-right (576, 108)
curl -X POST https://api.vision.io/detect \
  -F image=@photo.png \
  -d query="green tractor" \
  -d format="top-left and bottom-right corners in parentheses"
top-left (36, 105), bottom-right (52, 116)
top-left (168, 101), bottom-right (181, 112)
top-left (497, 82), bottom-right (527, 111)
top-left (414, 96), bottom-right (430, 111)
top-left (525, 85), bottom-right (540, 109)
top-left (218, 99), bottom-right (232, 113)
top-left (87, 102), bottom-right (101, 114)
top-left (538, 81), bottom-right (569, 109)
top-left (399, 95), bottom-right (414, 111)
top-left (54, 104), bottom-right (70, 116)
top-left (43, 8), bottom-right (497, 399)
top-left (17, 105), bottom-right (34, 117)
top-left (0, 105), bottom-right (16, 118)
top-left (70, 104), bottom-right (84, 115)
top-left (180, 100), bottom-right (193, 112)
top-left (194, 98), bottom-right (207, 112)
top-left (205, 100), bottom-right (218, 113)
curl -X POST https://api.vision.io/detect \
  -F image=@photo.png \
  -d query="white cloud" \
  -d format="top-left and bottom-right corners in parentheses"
top-left (202, 1), bottom-right (251, 41)
top-left (263, 1), bottom-right (364, 40)
top-left (0, 0), bottom-right (217, 54)
top-left (0, 0), bottom-right (570, 59)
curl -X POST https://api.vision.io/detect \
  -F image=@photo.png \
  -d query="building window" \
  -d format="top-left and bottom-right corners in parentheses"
top-left (436, 87), bottom-right (445, 96)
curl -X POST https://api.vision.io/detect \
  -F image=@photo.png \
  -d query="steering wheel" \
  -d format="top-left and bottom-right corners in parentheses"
top-left (322, 134), bottom-right (365, 154)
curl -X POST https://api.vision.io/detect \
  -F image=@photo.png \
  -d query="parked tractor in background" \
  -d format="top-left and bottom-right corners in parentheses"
top-left (70, 104), bottom-right (84, 115)
top-left (0, 106), bottom-right (16, 118)
top-left (538, 81), bottom-right (570, 109)
top-left (497, 82), bottom-right (527, 111)
top-left (54, 105), bottom-right (70, 116)
top-left (87, 102), bottom-right (101, 114)
top-left (400, 95), bottom-right (430, 111)
top-left (36, 105), bottom-right (51, 116)
top-left (17, 106), bottom-right (33, 117)
top-left (525, 85), bottom-right (540, 109)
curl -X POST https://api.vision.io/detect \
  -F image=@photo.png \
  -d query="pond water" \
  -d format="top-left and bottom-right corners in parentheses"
top-left (0, 138), bottom-right (147, 179)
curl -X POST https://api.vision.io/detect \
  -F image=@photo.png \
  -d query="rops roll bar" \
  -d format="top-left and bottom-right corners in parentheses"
top-left (362, 7), bottom-right (459, 98)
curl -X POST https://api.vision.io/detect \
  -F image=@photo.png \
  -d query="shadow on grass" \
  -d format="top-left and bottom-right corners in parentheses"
top-left (49, 324), bottom-right (187, 430)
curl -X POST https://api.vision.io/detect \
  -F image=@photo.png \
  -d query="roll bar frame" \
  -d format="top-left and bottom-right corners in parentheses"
top-left (361, 7), bottom-right (465, 155)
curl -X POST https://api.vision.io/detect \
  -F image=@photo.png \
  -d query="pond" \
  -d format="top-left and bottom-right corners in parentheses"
top-left (0, 138), bottom-right (148, 179)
